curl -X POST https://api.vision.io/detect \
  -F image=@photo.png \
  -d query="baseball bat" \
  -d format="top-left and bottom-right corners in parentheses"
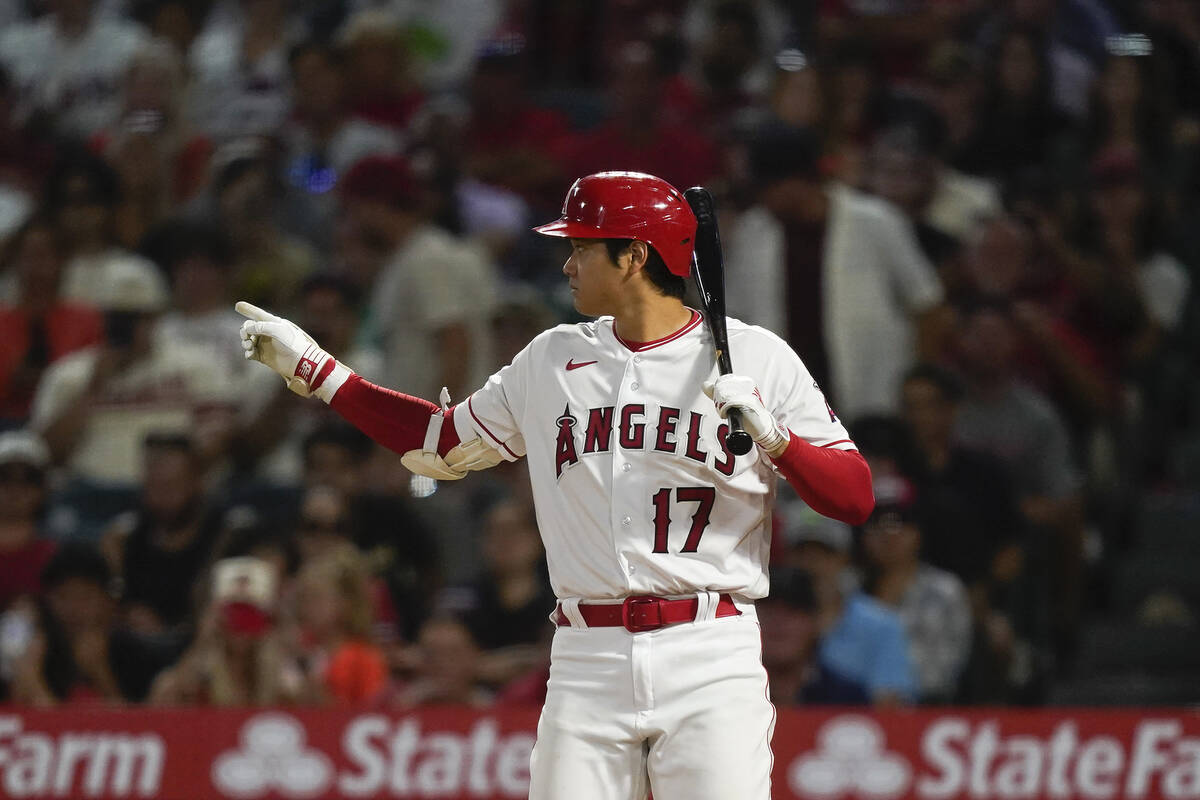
top-left (684, 186), bottom-right (754, 456)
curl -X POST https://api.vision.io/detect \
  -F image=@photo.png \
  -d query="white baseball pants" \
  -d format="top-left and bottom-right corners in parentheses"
top-left (528, 599), bottom-right (775, 800)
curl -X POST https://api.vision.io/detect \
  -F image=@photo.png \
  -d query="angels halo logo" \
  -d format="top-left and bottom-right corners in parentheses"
top-left (212, 713), bottom-right (333, 798)
top-left (789, 715), bottom-right (912, 800)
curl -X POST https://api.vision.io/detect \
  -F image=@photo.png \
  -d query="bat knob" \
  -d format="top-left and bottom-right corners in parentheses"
top-left (727, 430), bottom-right (754, 456)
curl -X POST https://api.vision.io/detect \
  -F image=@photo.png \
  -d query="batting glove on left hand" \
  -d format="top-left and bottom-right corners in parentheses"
top-left (703, 374), bottom-right (790, 457)
top-left (236, 301), bottom-right (351, 401)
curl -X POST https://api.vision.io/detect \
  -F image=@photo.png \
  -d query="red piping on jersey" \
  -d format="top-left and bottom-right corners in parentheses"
top-left (329, 374), bottom-right (461, 456)
top-left (612, 310), bottom-right (703, 352)
top-left (772, 432), bottom-right (874, 525)
top-left (468, 395), bottom-right (519, 459)
top-left (819, 439), bottom-right (855, 449)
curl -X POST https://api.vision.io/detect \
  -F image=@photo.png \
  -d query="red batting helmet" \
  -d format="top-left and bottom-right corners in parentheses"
top-left (533, 171), bottom-right (697, 277)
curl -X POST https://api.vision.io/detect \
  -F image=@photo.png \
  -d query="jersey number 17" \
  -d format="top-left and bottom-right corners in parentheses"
top-left (651, 487), bottom-right (715, 553)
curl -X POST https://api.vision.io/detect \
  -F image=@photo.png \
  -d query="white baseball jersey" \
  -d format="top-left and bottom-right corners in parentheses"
top-left (459, 310), bottom-right (854, 602)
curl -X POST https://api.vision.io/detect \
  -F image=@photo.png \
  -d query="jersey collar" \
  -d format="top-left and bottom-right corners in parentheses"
top-left (611, 309), bottom-right (703, 353)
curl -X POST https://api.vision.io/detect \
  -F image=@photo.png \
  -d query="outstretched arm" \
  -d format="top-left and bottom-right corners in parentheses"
top-left (236, 302), bottom-right (500, 479)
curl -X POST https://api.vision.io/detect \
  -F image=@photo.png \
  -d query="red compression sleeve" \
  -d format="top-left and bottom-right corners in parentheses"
top-left (771, 433), bottom-right (875, 525)
top-left (329, 374), bottom-right (461, 456)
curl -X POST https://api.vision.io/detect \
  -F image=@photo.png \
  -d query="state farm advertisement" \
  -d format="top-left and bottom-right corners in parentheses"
top-left (1, 707), bottom-right (1199, 799)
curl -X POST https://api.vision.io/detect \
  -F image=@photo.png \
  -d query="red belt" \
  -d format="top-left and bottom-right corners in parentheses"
top-left (554, 594), bottom-right (741, 633)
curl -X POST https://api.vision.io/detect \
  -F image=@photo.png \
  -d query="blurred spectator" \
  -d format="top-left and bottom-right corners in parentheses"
top-left (962, 24), bottom-right (1072, 180)
top-left (0, 431), bottom-right (56, 611)
top-left (393, 615), bottom-right (492, 707)
top-left (211, 143), bottom-right (318, 311)
top-left (725, 124), bottom-right (949, 421)
top-left (0, 0), bottom-right (149, 138)
top-left (187, 0), bottom-right (297, 141)
top-left (489, 286), bottom-right (558, 370)
top-left (293, 543), bottom-right (388, 705)
top-left (1080, 147), bottom-right (1189, 362)
top-left (898, 364), bottom-right (1027, 589)
top-left (0, 64), bottom-right (53, 214)
top-left (787, 503), bottom-right (916, 706)
top-left (672, 0), bottom-right (768, 139)
top-left (43, 146), bottom-right (163, 308)
top-left (922, 40), bottom-right (989, 177)
top-left (293, 444), bottom-right (437, 644)
top-left (680, 0), bottom-right (788, 90)
top-left (150, 555), bottom-right (306, 705)
top-left (29, 255), bottom-right (238, 484)
top-left (562, 40), bottom-right (721, 194)
top-left (101, 433), bottom-right (223, 636)
top-left (758, 565), bottom-right (865, 705)
top-left (342, 155), bottom-right (497, 401)
top-left (461, 32), bottom-right (570, 209)
top-left (283, 38), bottom-right (402, 251)
top-left (866, 98), bottom-right (1001, 257)
top-left (293, 484), bottom-right (355, 564)
top-left (816, 0), bottom-right (976, 82)
top-left (9, 542), bottom-right (162, 704)
top-left (437, 498), bottom-right (553, 688)
top-left (821, 39), bottom-right (891, 186)
top-left (861, 475), bottom-right (972, 704)
top-left (99, 39), bottom-right (213, 247)
top-left (241, 277), bottom-right (380, 482)
top-left (0, 216), bottom-right (104, 421)
top-left (336, 9), bottom-right (425, 132)
top-left (952, 300), bottom-right (1085, 648)
top-left (144, 218), bottom-right (244, 373)
top-left (975, 0), bottom-right (1119, 120)
top-left (766, 48), bottom-right (826, 135)
top-left (1069, 41), bottom-right (1175, 179)
top-left (132, 0), bottom-right (209, 57)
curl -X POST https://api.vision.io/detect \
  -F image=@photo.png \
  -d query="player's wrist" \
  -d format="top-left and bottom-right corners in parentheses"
top-left (757, 424), bottom-right (790, 458)
top-left (312, 358), bottom-right (353, 403)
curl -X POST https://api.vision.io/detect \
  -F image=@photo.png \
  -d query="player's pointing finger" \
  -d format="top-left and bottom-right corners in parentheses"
top-left (235, 301), bottom-right (276, 322)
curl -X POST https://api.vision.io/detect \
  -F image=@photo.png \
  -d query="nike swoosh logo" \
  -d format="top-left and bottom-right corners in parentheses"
top-left (566, 359), bottom-right (598, 371)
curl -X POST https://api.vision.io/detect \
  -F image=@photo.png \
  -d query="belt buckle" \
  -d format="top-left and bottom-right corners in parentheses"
top-left (622, 596), bottom-right (663, 633)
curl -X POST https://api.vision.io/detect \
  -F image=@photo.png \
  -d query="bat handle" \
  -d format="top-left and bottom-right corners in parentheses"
top-left (725, 410), bottom-right (754, 456)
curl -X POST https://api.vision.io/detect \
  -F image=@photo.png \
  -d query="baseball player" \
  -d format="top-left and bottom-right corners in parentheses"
top-left (237, 171), bottom-right (874, 799)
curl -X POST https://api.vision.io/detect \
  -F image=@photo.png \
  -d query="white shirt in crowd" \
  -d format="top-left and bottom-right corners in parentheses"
top-left (30, 340), bottom-right (239, 484)
top-left (365, 223), bottom-right (497, 402)
top-left (725, 183), bottom-right (944, 422)
top-left (0, 13), bottom-right (148, 138)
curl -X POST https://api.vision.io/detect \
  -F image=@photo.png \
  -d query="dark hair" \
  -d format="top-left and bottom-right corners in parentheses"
top-left (139, 218), bottom-right (233, 275)
top-left (43, 146), bottom-right (122, 215)
top-left (603, 238), bottom-right (686, 299)
top-left (765, 565), bottom-right (817, 612)
top-left (712, 0), bottom-right (760, 48)
top-left (41, 542), bottom-right (113, 592)
top-left (748, 123), bottom-right (823, 185)
top-left (303, 422), bottom-right (374, 464)
top-left (902, 363), bottom-right (965, 403)
top-left (300, 273), bottom-right (362, 309)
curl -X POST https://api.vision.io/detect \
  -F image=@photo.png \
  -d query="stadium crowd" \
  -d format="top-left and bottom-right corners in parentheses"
top-left (0, 0), bottom-right (1198, 710)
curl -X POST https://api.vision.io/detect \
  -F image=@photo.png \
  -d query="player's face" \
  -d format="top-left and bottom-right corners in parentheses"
top-left (563, 239), bottom-right (626, 316)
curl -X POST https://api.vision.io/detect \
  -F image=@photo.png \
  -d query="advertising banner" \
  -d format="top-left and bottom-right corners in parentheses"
top-left (1, 707), bottom-right (1198, 799)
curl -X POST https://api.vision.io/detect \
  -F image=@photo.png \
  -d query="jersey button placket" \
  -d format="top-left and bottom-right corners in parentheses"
top-left (611, 355), bottom-right (643, 590)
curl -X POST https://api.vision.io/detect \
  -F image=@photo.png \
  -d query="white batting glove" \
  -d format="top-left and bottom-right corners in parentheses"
top-left (236, 301), bottom-right (352, 402)
top-left (702, 374), bottom-right (790, 457)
